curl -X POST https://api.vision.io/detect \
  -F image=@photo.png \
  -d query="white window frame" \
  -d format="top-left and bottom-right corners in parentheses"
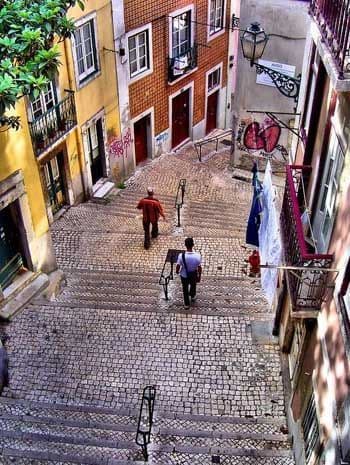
top-left (206, 63), bottom-right (222, 96)
top-left (126, 23), bottom-right (153, 84)
top-left (318, 127), bottom-right (344, 247)
top-left (169, 5), bottom-right (195, 59)
top-left (72, 12), bottom-right (100, 88)
top-left (207, 0), bottom-right (226, 42)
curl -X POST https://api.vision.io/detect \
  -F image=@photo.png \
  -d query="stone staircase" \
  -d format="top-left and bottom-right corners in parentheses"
top-left (0, 397), bottom-right (293, 465)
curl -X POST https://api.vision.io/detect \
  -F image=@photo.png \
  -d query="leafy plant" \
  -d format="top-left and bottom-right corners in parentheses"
top-left (0, 0), bottom-right (85, 130)
top-left (116, 181), bottom-right (126, 189)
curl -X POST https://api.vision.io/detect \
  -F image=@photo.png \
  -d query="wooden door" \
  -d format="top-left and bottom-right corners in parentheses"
top-left (134, 117), bottom-right (148, 164)
top-left (206, 91), bottom-right (218, 135)
top-left (43, 153), bottom-right (66, 214)
top-left (172, 90), bottom-right (190, 148)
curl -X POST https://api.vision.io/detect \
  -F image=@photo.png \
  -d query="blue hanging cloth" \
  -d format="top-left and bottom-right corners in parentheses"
top-left (246, 162), bottom-right (263, 247)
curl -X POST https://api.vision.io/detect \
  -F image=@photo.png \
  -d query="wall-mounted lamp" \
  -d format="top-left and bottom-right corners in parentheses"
top-left (240, 22), bottom-right (301, 103)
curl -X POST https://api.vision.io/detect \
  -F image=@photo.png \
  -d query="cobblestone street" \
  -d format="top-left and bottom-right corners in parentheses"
top-left (0, 143), bottom-right (293, 464)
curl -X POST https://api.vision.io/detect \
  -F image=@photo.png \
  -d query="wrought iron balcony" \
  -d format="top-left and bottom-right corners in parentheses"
top-left (168, 44), bottom-right (198, 82)
top-left (29, 91), bottom-right (77, 157)
top-left (310, 0), bottom-right (350, 78)
top-left (280, 165), bottom-right (333, 317)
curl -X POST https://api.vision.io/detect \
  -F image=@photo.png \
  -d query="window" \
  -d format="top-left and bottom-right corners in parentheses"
top-left (208, 68), bottom-right (221, 92)
top-left (302, 393), bottom-right (320, 464)
top-left (128, 30), bottom-right (149, 77)
top-left (172, 11), bottom-right (191, 58)
top-left (30, 82), bottom-right (56, 119)
top-left (319, 130), bottom-right (344, 239)
top-left (209, 0), bottom-right (224, 34)
top-left (74, 19), bottom-right (98, 82)
top-left (313, 127), bottom-right (344, 252)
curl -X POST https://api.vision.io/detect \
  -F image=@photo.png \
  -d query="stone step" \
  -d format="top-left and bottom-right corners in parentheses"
top-left (0, 397), bottom-right (138, 428)
top-left (148, 450), bottom-right (294, 464)
top-left (0, 397), bottom-right (143, 463)
top-left (1, 448), bottom-right (143, 465)
top-left (0, 434), bottom-right (141, 463)
top-left (55, 291), bottom-right (159, 305)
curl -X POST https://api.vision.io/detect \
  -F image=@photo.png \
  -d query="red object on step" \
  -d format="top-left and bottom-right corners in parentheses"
top-left (248, 250), bottom-right (260, 275)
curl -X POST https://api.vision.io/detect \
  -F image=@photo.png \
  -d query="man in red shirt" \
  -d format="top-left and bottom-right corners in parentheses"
top-left (137, 187), bottom-right (165, 249)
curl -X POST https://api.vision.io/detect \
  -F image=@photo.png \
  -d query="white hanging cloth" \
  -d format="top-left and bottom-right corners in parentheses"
top-left (258, 161), bottom-right (282, 307)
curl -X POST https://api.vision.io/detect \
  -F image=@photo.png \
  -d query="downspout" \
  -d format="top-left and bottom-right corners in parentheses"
top-left (63, 37), bottom-right (88, 201)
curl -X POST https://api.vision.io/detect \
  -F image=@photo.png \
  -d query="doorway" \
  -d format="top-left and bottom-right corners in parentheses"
top-left (172, 89), bottom-right (190, 148)
top-left (206, 90), bottom-right (219, 135)
top-left (0, 203), bottom-right (25, 289)
top-left (134, 115), bottom-right (151, 165)
top-left (43, 152), bottom-right (66, 215)
top-left (84, 118), bottom-right (106, 185)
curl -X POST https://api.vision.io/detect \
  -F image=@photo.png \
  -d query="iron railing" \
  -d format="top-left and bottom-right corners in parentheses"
top-left (280, 165), bottom-right (333, 316)
top-left (29, 91), bottom-right (77, 157)
top-left (302, 393), bottom-right (321, 464)
top-left (175, 179), bottom-right (186, 227)
top-left (194, 129), bottom-right (233, 161)
top-left (135, 386), bottom-right (156, 461)
top-left (159, 249), bottom-right (183, 300)
top-left (168, 44), bottom-right (198, 82)
top-left (310, 0), bottom-right (350, 78)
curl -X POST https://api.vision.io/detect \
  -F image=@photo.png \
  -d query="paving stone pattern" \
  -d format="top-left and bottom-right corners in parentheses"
top-left (0, 142), bottom-right (293, 463)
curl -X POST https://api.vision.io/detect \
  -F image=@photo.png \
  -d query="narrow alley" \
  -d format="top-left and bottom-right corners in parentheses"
top-left (0, 142), bottom-right (293, 464)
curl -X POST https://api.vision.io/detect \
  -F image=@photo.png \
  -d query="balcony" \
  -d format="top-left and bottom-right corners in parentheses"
top-left (168, 44), bottom-right (198, 82)
top-left (280, 165), bottom-right (333, 317)
top-left (29, 91), bottom-right (77, 157)
top-left (310, 0), bottom-right (350, 78)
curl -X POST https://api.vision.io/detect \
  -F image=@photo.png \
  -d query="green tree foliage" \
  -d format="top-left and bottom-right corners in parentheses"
top-left (0, 0), bottom-right (84, 129)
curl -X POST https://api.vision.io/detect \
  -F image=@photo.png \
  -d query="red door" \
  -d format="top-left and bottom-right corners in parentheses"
top-left (206, 91), bottom-right (218, 135)
top-left (134, 117), bottom-right (148, 164)
top-left (172, 90), bottom-right (190, 148)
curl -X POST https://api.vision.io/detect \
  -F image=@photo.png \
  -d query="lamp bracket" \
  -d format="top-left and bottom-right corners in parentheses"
top-left (246, 110), bottom-right (304, 141)
top-left (254, 62), bottom-right (301, 104)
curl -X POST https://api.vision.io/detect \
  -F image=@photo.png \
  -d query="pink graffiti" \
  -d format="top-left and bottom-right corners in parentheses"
top-left (243, 118), bottom-right (281, 153)
top-left (108, 128), bottom-right (132, 158)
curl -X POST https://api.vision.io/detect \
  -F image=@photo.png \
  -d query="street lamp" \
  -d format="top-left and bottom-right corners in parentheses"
top-left (240, 22), bottom-right (269, 67)
top-left (240, 22), bottom-right (301, 103)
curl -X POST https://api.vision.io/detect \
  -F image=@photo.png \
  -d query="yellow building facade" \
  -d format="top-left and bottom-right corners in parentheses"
top-left (0, 0), bottom-right (122, 300)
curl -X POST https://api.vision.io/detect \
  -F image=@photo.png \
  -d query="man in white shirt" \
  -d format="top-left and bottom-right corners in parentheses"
top-left (176, 237), bottom-right (202, 309)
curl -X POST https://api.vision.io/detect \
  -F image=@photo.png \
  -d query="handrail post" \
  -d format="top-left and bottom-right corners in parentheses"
top-left (135, 386), bottom-right (156, 462)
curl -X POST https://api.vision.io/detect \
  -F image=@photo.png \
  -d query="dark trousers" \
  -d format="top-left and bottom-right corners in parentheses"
top-left (143, 221), bottom-right (159, 248)
top-left (181, 275), bottom-right (197, 306)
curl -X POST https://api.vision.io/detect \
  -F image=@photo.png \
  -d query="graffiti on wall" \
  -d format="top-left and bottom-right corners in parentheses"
top-left (236, 117), bottom-right (288, 161)
top-left (108, 127), bottom-right (132, 158)
top-left (155, 130), bottom-right (169, 146)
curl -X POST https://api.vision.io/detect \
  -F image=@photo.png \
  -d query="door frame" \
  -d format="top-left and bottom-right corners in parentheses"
top-left (131, 106), bottom-right (155, 164)
top-left (169, 81), bottom-right (194, 150)
top-left (39, 144), bottom-right (72, 223)
top-left (81, 109), bottom-right (109, 193)
top-left (0, 172), bottom-right (36, 284)
top-left (205, 63), bottom-right (223, 133)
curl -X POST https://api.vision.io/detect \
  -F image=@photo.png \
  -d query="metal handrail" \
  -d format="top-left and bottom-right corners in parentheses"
top-left (159, 249), bottom-right (183, 300)
top-left (175, 179), bottom-right (186, 227)
top-left (194, 128), bottom-right (233, 161)
top-left (135, 385), bottom-right (156, 461)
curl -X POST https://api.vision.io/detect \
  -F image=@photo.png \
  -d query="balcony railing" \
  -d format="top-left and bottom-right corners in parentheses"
top-left (310, 0), bottom-right (350, 78)
top-left (280, 165), bottom-right (333, 317)
top-left (29, 91), bottom-right (77, 157)
top-left (168, 44), bottom-right (198, 82)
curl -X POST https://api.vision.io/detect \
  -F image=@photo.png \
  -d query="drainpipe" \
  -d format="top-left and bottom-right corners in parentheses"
top-left (63, 38), bottom-right (88, 201)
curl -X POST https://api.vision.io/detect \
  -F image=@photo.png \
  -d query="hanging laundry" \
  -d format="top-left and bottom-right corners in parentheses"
top-left (246, 161), bottom-right (263, 247)
top-left (258, 161), bottom-right (282, 307)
